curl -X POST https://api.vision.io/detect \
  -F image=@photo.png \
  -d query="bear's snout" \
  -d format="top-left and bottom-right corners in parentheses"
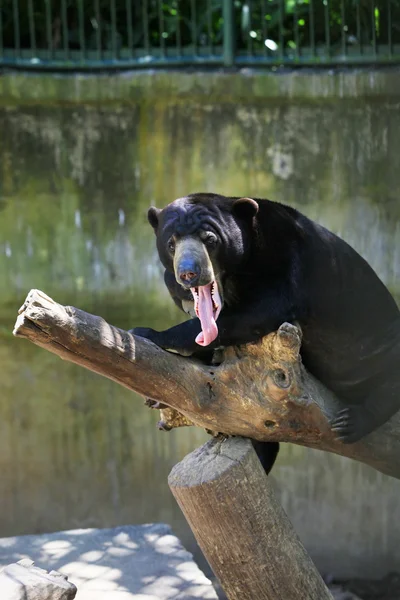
top-left (177, 258), bottom-right (201, 287)
top-left (173, 235), bottom-right (215, 289)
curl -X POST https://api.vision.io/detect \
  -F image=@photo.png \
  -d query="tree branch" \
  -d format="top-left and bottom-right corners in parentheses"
top-left (13, 289), bottom-right (400, 479)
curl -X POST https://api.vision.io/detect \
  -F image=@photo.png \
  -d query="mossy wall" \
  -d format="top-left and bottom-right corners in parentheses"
top-left (1, 69), bottom-right (400, 577)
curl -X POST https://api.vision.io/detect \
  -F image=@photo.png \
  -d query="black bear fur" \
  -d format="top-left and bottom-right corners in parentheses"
top-left (132, 193), bottom-right (400, 473)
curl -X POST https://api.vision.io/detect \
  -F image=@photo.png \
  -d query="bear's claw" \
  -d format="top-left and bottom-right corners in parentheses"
top-left (330, 406), bottom-right (365, 444)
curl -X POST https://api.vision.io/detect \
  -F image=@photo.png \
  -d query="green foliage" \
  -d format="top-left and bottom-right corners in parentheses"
top-left (0, 0), bottom-right (399, 57)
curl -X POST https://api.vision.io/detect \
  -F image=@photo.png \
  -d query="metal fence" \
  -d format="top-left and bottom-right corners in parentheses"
top-left (0, 0), bottom-right (399, 69)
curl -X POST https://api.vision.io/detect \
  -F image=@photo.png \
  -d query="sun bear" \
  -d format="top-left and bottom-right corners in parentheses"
top-left (132, 193), bottom-right (400, 472)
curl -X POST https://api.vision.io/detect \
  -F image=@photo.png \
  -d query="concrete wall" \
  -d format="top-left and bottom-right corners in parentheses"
top-left (1, 68), bottom-right (400, 578)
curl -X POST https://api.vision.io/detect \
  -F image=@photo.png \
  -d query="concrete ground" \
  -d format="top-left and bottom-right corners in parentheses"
top-left (0, 524), bottom-right (218, 599)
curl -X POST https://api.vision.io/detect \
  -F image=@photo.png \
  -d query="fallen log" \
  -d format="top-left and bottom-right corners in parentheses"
top-left (13, 289), bottom-right (400, 479)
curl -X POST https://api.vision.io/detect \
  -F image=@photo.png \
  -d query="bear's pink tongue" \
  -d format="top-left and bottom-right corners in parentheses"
top-left (193, 283), bottom-right (218, 346)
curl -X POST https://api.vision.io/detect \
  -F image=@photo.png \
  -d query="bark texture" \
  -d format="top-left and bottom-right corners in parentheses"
top-left (169, 436), bottom-right (334, 600)
top-left (13, 289), bottom-right (400, 479)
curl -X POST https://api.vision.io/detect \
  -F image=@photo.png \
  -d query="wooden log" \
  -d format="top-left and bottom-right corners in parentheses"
top-left (12, 289), bottom-right (400, 479)
top-left (0, 559), bottom-right (77, 600)
top-left (169, 436), bottom-right (333, 600)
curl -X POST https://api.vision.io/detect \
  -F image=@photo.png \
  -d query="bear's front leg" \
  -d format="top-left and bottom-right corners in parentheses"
top-left (130, 319), bottom-right (203, 356)
top-left (132, 293), bottom-right (292, 355)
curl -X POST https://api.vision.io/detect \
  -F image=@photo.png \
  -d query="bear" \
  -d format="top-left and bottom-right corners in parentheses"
top-left (132, 192), bottom-right (400, 473)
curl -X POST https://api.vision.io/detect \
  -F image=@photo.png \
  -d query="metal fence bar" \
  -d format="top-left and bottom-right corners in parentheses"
top-left (279, 0), bottom-right (284, 59)
top-left (28, 0), bottom-right (36, 54)
top-left (111, 0), bottom-right (117, 59)
top-left (61, 0), bottom-right (69, 60)
top-left (371, 0), bottom-right (377, 57)
top-left (356, 0), bottom-right (362, 55)
top-left (94, 0), bottom-right (101, 61)
top-left (142, 0), bottom-right (150, 53)
top-left (159, 0), bottom-right (166, 57)
top-left (294, 0), bottom-right (300, 59)
top-left (12, 0), bottom-right (20, 57)
top-left (248, 0), bottom-right (253, 57)
top-left (388, 0), bottom-right (392, 57)
top-left (176, 0), bottom-right (182, 57)
top-left (223, 0), bottom-right (234, 66)
top-left (78, 0), bottom-right (85, 62)
top-left (261, 0), bottom-right (268, 57)
top-left (0, 1), bottom-right (3, 59)
top-left (191, 0), bottom-right (197, 56)
top-left (126, 0), bottom-right (133, 57)
top-left (45, 0), bottom-right (52, 60)
top-left (207, 0), bottom-right (213, 54)
top-left (340, 0), bottom-right (346, 57)
top-left (309, 0), bottom-right (315, 58)
top-left (1, 53), bottom-right (399, 69)
top-left (324, 0), bottom-right (330, 58)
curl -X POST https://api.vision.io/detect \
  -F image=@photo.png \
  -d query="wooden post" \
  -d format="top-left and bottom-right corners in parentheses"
top-left (169, 437), bottom-right (333, 600)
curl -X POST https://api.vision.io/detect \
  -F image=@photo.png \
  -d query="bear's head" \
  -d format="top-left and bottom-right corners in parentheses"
top-left (147, 193), bottom-right (259, 346)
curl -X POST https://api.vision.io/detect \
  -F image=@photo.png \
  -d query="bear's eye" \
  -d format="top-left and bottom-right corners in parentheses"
top-left (203, 232), bottom-right (218, 248)
top-left (167, 238), bottom-right (176, 253)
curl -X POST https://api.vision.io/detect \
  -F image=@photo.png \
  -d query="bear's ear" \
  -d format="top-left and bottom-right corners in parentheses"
top-left (232, 197), bottom-right (259, 220)
top-left (148, 207), bottom-right (161, 231)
